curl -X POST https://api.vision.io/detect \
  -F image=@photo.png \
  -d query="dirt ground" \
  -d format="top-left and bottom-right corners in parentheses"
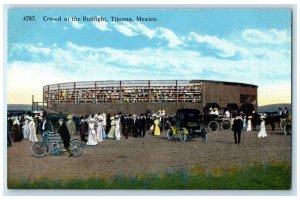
top-left (7, 129), bottom-right (291, 181)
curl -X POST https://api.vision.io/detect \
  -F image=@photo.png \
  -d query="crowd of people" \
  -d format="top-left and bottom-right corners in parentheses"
top-left (7, 110), bottom-right (177, 148)
top-left (7, 107), bottom-right (290, 150)
top-left (46, 86), bottom-right (202, 104)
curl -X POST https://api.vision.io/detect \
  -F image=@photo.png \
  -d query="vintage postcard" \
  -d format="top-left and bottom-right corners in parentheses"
top-left (5, 6), bottom-right (292, 192)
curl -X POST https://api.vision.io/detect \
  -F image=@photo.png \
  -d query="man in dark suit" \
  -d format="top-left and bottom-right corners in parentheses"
top-left (79, 116), bottom-right (88, 143)
top-left (232, 116), bottom-right (243, 145)
top-left (39, 112), bottom-right (53, 142)
top-left (139, 114), bottom-right (147, 138)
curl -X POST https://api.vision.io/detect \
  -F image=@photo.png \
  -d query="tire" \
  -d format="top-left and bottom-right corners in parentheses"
top-left (179, 130), bottom-right (187, 143)
top-left (70, 139), bottom-right (84, 157)
top-left (166, 129), bottom-right (174, 140)
top-left (202, 133), bottom-right (208, 143)
top-left (51, 146), bottom-right (60, 156)
top-left (31, 142), bottom-right (48, 157)
top-left (221, 119), bottom-right (232, 131)
top-left (208, 121), bottom-right (219, 133)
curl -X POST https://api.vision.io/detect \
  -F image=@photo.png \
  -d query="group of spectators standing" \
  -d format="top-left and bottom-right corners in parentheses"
top-left (7, 110), bottom-right (176, 147)
top-left (231, 106), bottom-right (290, 145)
top-left (77, 111), bottom-right (177, 146)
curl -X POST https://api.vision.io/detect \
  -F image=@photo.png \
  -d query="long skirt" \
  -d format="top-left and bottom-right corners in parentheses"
top-left (108, 125), bottom-right (115, 139)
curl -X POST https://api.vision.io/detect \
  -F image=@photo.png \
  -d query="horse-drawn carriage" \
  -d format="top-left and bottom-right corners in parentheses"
top-left (203, 115), bottom-right (233, 133)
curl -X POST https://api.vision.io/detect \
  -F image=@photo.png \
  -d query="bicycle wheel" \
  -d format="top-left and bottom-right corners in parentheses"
top-left (70, 139), bottom-right (84, 157)
top-left (208, 121), bottom-right (219, 133)
top-left (221, 119), bottom-right (232, 131)
top-left (166, 128), bottom-right (174, 140)
top-left (31, 142), bottom-right (48, 157)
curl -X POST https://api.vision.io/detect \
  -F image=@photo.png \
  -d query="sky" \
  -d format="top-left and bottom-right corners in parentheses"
top-left (7, 8), bottom-right (292, 105)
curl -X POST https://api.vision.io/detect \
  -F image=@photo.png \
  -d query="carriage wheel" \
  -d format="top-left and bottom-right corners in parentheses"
top-left (221, 119), bottom-right (232, 131)
top-left (179, 130), bottom-right (187, 143)
top-left (208, 121), bottom-right (219, 133)
top-left (70, 139), bottom-right (84, 157)
top-left (31, 142), bottom-right (48, 157)
top-left (166, 129), bottom-right (174, 140)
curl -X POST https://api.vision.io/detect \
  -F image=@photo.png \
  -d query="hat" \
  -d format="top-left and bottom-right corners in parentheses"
top-left (214, 108), bottom-right (218, 111)
top-left (98, 115), bottom-right (104, 121)
top-left (260, 116), bottom-right (266, 119)
top-left (248, 116), bottom-right (252, 119)
top-left (67, 114), bottom-right (73, 119)
top-left (58, 118), bottom-right (64, 123)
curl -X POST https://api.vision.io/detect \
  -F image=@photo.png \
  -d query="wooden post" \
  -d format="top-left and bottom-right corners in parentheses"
top-left (47, 85), bottom-right (50, 109)
top-left (32, 95), bottom-right (34, 111)
top-left (74, 82), bottom-right (76, 103)
top-left (120, 80), bottom-right (122, 103)
top-left (95, 81), bottom-right (97, 103)
top-left (58, 84), bottom-right (61, 103)
top-left (148, 80), bottom-right (151, 102)
top-left (176, 80), bottom-right (178, 103)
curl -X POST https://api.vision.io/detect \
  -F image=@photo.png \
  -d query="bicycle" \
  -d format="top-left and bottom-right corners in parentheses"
top-left (31, 131), bottom-right (84, 157)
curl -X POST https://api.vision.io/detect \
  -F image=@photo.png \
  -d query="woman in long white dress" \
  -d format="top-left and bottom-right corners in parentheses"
top-left (86, 117), bottom-right (98, 145)
top-left (96, 115), bottom-right (104, 143)
top-left (28, 117), bottom-right (38, 142)
top-left (114, 115), bottom-right (121, 140)
top-left (247, 116), bottom-right (252, 132)
top-left (107, 116), bottom-right (115, 139)
top-left (258, 116), bottom-right (267, 138)
top-left (22, 118), bottom-right (30, 139)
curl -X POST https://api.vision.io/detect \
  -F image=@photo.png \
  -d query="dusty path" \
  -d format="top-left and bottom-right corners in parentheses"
top-left (7, 130), bottom-right (291, 181)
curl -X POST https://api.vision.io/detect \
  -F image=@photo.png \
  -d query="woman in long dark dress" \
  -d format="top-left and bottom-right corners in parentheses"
top-left (57, 118), bottom-right (73, 157)
top-left (12, 120), bottom-right (22, 142)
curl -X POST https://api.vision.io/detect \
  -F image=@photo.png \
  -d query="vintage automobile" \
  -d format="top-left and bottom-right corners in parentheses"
top-left (166, 109), bottom-right (207, 143)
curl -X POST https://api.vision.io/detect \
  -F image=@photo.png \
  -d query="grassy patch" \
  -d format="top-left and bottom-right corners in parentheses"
top-left (8, 161), bottom-right (291, 190)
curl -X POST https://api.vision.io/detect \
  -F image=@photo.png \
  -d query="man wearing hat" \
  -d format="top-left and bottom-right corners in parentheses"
top-left (232, 115), bottom-right (243, 145)
top-left (79, 116), bottom-right (88, 143)
top-left (39, 112), bottom-right (52, 142)
top-left (57, 118), bottom-right (73, 157)
top-left (66, 114), bottom-right (76, 135)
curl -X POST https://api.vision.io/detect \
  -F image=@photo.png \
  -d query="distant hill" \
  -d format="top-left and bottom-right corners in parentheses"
top-left (7, 104), bottom-right (32, 111)
top-left (258, 104), bottom-right (291, 113)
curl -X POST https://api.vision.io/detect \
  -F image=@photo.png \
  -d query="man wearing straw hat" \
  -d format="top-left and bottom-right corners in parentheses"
top-left (66, 114), bottom-right (76, 135)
